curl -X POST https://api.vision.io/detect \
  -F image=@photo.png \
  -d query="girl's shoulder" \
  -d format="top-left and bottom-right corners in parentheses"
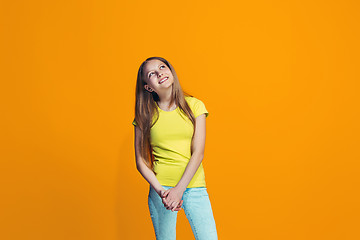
top-left (184, 95), bottom-right (204, 106)
top-left (184, 95), bottom-right (209, 118)
top-left (184, 95), bottom-right (200, 104)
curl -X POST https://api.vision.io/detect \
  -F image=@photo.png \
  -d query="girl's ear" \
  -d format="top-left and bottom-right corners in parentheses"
top-left (144, 85), bottom-right (153, 92)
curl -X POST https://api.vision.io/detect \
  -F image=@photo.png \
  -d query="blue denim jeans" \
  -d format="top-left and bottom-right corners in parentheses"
top-left (148, 185), bottom-right (218, 240)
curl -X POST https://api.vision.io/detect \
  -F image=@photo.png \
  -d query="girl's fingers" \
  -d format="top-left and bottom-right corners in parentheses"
top-left (171, 204), bottom-right (178, 212)
top-left (162, 195), bottom-right (183, 210)
top-left (176, 200), bottom-right (183, 209)
top-left (167, 201), bottom-right (174, 208)
top-left (162, 190), bottom-right (169, 198)
top-left (170, 201), bottom-right (179, 211)
top-left (163, 199), bottom-right (183, 210)
top-left (166, 201), bottom-right (175, 210)
top-left (164, 189), bottom-right (171, 195)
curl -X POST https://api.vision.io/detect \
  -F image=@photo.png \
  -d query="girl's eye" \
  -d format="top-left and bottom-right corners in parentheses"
top-left (149, 65), bottom-right (165, 77)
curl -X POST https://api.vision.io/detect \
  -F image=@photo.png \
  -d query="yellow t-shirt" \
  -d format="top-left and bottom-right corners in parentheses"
top-left (132, 96), bottom-right (209, 188)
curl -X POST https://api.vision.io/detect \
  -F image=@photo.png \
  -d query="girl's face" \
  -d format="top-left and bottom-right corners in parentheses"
top-left (143, 59), bottom-right (174, 94)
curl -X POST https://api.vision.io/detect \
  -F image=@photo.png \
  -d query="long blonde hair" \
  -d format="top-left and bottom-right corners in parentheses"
top-left (133, 57), bottom-right (197, 174)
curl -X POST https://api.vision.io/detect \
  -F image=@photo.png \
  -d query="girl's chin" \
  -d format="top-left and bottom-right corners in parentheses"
top-left (160, 81), bottom-right (173, 88)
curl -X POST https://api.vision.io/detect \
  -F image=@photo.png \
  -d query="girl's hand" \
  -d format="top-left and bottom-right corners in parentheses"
top-left (160, 189), bottom-right (183, 211)
top-left (161, 187), bottom-right (185, 212)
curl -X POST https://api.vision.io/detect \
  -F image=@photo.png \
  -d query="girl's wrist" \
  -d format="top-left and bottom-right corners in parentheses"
top-left (174, 184), bottom-right (186, 193)
top-left (155, 186), bottom-right (165, 197)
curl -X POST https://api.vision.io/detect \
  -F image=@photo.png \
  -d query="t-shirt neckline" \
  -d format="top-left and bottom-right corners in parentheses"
top-left (157, 103), bottom-right (178, 112)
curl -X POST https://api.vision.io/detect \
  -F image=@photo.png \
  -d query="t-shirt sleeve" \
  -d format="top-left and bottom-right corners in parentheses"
top-left (132, 119), bottom-right (137, 126)
top-left (193, 98), bottom-right (209, 118)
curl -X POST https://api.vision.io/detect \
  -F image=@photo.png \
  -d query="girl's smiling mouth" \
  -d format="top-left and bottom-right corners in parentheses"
top-left (159, 77), bottom-right (168, 84)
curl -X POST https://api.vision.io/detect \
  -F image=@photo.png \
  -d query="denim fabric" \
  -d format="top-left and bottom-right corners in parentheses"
top-left (148, 185), bottom-right (218, 240)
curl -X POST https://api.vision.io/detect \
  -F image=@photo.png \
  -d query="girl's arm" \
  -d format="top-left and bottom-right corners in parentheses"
top-left (162, 113), bottom-right (207, 211)
top-left (134, 125), bottom-right (164, 197)
top-left (134, 126), bottom-right (184, 211)
top-left (176, 113), bottom-right (207, 191)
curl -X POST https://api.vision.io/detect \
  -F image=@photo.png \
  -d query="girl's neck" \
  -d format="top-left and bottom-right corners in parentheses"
top-left (156, 86), bottom-right (174, 106)
top-left (157, 90), bottom-right (176, 111)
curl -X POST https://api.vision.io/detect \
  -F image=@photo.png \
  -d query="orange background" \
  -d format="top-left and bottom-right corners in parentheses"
top-left (1, 0), bottom-right (359, 239)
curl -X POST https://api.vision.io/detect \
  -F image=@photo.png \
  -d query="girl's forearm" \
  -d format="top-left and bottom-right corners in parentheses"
top-left (175, 152), bottom-right (204, 191)
top-left (136, 160), bottom-right (163, 196)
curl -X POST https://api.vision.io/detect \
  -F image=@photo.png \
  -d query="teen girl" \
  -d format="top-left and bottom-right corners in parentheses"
top-left (132, 57), bottom-right (218, 240)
